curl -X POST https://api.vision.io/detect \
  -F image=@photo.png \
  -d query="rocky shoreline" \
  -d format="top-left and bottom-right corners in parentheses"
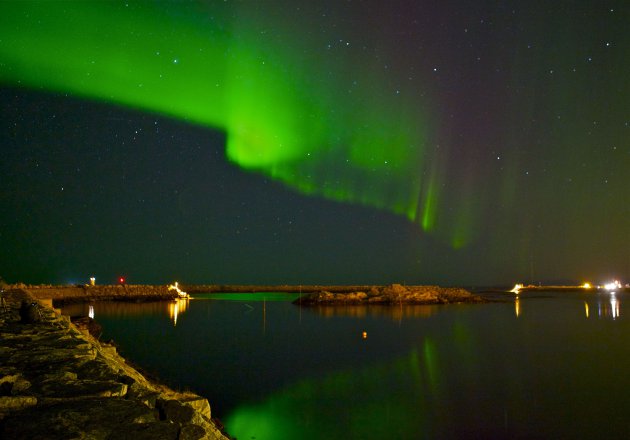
top-left (0, 288), bottom-right (229, 439)
top-left (295, 284), bottom-right (487, 305)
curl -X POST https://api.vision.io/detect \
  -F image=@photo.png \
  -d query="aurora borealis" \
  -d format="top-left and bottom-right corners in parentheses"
top-left (1, 1), bottom-right (628, 285)
top-left (0, 1), bottom-right (428, 222)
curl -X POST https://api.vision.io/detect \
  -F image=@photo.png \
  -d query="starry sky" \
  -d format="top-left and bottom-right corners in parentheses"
top-left (0, 1), bottom-right (628, 286)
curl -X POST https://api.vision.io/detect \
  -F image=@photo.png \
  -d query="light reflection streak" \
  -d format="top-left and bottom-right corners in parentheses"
top-left (59, 300), bottom-right (192, 326)
top-left (514, 294), bottom-right (623, 321)
top-left (590, 293), bottom-right (622, 320)
top-left (584, 301), bottom-right (589, 318)
top-left (305, 304), bottom-right (438, 320)
top-left (610, 294), bottom-right (619, 320)
top-left (168, 298), bottom-right (189, 326)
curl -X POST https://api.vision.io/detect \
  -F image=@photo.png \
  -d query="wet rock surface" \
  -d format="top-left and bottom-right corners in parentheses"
top-left (295, 283), bottom-right (487, 305)
top-left (0, 289), bottom-right (229, 439)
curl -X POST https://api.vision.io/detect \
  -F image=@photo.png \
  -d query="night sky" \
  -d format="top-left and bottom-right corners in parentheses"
top-left (1, 1), bottom-right (628, 286)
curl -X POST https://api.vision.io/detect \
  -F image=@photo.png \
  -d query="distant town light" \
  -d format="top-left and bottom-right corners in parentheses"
top-left (604, 280), bottom-right (622, 291)
top-left (90, 277), bottom-right (96, 286)
top-left (510, 283), bottom-right (524, 294)
top-left (581, 282), bottom-right (592, 289)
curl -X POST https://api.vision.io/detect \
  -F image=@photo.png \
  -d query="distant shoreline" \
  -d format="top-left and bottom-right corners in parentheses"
top-left (16, 283), bottom-right (487, 305)
top-left (16, 283), bottom-right (626, 305)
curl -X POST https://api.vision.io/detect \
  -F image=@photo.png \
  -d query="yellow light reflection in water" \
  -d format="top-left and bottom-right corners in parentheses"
top-left (584, 301), bottom-right (589, 318)
top-left (514, 297), bottom-right (520, 318)
top-left (307, 305), bottom-right (438, 320)
top-left (168, 298), bottom-right (189, 326)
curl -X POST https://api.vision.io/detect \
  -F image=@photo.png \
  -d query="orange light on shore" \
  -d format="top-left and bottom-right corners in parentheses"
top-left (168, 281), bottom-right (188, 298)
top-left (582, 283), bottom-right (592, 289)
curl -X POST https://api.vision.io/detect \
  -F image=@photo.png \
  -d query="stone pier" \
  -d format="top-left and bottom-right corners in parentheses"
top-left (0, 288), bottom-right (229, 439)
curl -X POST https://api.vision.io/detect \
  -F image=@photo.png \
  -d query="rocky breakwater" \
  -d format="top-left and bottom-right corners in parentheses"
top-left (295, 283), bottom-right (486, 306)
top-left (26, 284), bottom-right (178, 303)
top-left (0, 289), bottom-right (229, 439)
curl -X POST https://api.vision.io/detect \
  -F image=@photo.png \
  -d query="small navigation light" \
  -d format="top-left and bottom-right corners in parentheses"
top-left (89, 277), bottom-right (96, 286)
top-left (119, 277), bottom-right (125, 284)
top-left (362, 331), bottom-right (368, 339)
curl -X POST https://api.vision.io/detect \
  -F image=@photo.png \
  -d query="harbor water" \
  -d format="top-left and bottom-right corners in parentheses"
top-left (61, 290), bottom-right (630, 439)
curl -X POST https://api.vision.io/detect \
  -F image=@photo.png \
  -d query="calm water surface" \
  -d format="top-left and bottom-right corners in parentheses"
top-left (61, 290), bottom-right (630, 439)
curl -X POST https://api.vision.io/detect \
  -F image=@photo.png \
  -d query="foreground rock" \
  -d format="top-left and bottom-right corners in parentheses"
top-left (0, 289), bottom-right (229, 439)
top-left (295, 284), bottom-right (486, 306)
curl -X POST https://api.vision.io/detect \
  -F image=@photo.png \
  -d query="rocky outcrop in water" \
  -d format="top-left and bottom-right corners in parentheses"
top-left (295, 284), bottom-right (486, 305)
top-left (0, 289), bottom-right (229, 439)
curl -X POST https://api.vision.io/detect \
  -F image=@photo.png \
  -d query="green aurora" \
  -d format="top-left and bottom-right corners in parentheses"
top-left (0, 1), bottom-right (473, 247)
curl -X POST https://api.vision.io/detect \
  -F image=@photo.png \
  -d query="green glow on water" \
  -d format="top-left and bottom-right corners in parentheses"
top-left (423, 338), bottom-right (440, 391)
top-left (0, 1), bottom-right (456, 239)
top-left (193, 292), bottom-right (302, 302)
top-left (224, 349), bottom-right (437, 439)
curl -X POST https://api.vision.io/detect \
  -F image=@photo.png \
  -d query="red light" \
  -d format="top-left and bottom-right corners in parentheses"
top-left (119, 277), bottom-right (125, 284)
